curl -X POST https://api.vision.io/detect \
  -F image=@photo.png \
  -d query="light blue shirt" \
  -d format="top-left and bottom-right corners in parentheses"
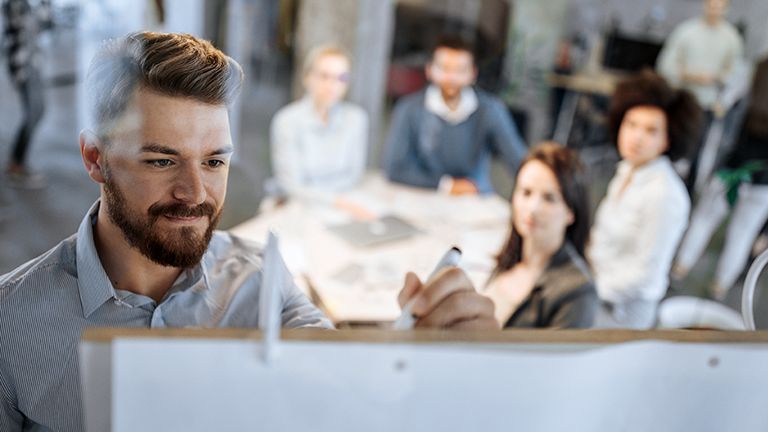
top-left (270, 97), bottom-right (368, 201)
top-left (0, 201), bottom-right (332, 431)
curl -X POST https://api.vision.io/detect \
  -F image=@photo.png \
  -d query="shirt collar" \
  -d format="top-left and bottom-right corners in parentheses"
top-left (617, 156), bottom-right (670, 182)
top-left (76, 200), bottom-right (119, 318)
top-left (536, 241), bottom-right (592, 289)
top-left (75, 200), bottom-right (210, 317)
top-left (299, 96), bottom-right (342, 127)
top-left (424, 84), bottom-right (478, 124)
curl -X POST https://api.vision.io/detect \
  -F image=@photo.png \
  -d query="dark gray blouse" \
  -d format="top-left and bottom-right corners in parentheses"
top-left (495, 243), bottom-right (598, 329)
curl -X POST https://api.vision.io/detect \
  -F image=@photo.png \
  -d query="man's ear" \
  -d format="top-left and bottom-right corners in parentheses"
top-left (424, 62), bottom-right (434, 81)
top-left (80, 129), bottom-right (106, 184)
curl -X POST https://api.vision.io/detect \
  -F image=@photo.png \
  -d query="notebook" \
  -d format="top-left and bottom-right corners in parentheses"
top-left (327, 215), bottom-right (420, 247)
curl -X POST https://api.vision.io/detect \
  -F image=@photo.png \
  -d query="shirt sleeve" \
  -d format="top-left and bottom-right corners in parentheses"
top-left (594, 183), bottom-right (690, 303)
top-left (0, 367), bottom-right (23, 431)
top-left (270, 107), bottom-right (307, 196)
top-left (486, 97), bottom-right (526, 174)
top-left (383, 98), bottom-right (442, 189)
top-left (656, 26), bottom-right (686, 87)
top-left (344, 107), bottom-right (368, 188)
top-left (718, 29), bottom-right (745, 84)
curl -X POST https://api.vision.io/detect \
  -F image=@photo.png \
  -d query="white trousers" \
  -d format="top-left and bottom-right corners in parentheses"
top-left (675, 177), bottom-right (768, 291)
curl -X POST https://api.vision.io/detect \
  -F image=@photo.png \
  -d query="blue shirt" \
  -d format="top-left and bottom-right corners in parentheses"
top-left (0, 201), bottom-right (332, 431)
top-left (383, 88), bottom-right (526, 194)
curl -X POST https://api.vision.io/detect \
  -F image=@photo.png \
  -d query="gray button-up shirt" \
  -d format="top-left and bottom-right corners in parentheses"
top-left (0, 202), bottom-right (332, 431)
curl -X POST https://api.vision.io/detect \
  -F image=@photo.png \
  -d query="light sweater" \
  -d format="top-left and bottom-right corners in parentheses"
top-left (656, 17), bottom-right (743, 108)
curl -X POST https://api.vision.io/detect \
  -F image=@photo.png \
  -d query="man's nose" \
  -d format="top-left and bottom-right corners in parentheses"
top-left (172, 164), bottom-right (206, 204)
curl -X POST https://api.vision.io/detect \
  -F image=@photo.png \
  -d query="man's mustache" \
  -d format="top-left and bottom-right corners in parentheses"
top-left (148, 201), bottom-right (216, 220)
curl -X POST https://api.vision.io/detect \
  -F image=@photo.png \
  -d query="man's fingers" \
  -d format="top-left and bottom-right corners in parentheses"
top-left (398, 272), bottom-right (422, 308)
top-left (410, 267), bottom-right (474, 316)
top-left (415, 290), bottom-right (494, 328)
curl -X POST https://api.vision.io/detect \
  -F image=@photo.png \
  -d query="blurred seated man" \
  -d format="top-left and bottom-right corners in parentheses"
top-left (270, 45), bottom-right (368, 202)
top-left (383, 34), bottom-right (526, 195)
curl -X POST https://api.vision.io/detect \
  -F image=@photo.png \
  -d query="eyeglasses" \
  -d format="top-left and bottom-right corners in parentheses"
top-left (311, 71), bottom-right (350, 83)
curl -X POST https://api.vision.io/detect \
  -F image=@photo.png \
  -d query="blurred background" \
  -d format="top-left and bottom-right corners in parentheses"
top-left (1, 0), bottom-right (767, 326)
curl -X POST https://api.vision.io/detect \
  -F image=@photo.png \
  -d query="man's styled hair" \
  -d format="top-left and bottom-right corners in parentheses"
top-left (608, 69), bottom-right (702, 161)
top-left (430, 34), bottom-right (476, 63)
top-left (301, 44), bottom-right (350, 77)
top-left (86, 31), bottom-right (244, 136)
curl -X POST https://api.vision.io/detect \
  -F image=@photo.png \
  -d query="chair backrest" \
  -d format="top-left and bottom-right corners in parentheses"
top-left (742, 247), bottom-right (768, 330)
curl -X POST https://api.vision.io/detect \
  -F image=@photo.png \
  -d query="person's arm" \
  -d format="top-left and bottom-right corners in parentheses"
top-left (548, 283), bottom-right (598, 329)
top-left (345, 107), bottom-right (368, 187)
top-left (486, 97), bottom-right (526, 175)
top-left (0, 367), bottom-right (23, 431)
top-left (383, 98), bottom-right (442, 189)
top-left (716, 30), bottom-right (745, 85)
top-left (270, 107), bottom-right (307, 197)
top-left (594, 183), bottom-right (690, 303)
top-left (397, 268), bottom-right (499, 330)
top-left (656, 26), bottom-right (686, 87)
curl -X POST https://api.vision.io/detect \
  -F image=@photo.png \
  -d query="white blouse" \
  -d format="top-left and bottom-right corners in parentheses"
top-left (589, 156), bottom-right (690, 303)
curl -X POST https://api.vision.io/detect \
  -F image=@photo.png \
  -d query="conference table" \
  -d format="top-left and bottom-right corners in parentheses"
top-left (229, 172), bottom-right (511, 325)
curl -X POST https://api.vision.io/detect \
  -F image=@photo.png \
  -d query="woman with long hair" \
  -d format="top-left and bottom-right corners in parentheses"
top-left (483, 142), bottom-right (597, 328)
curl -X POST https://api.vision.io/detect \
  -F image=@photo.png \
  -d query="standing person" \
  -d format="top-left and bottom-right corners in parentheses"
top-left (656, 0), bottom-right (743, 192)
top-left (1, 0), bottom-right (52, 189)
top-left (483, 143), bottom-right (597, 328)
top-left (673, 55), bottom-right (768, 300)
top-left (383, 34), bottom-right (526, 195)
top-left (270, 45), bottom-right (368, 201)
top-left (589, 71), bottom-right (702, 329)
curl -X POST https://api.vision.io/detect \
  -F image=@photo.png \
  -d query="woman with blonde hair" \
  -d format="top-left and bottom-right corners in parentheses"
top-left (270, 45), bottom-right (368, 201)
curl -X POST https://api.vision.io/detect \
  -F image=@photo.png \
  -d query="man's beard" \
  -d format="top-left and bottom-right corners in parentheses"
top-left (103, 177), bottom-right (221, 268)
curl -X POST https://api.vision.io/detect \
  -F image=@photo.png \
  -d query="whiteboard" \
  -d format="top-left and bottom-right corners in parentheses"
top-left (80, 331), bottom-right (768, 432)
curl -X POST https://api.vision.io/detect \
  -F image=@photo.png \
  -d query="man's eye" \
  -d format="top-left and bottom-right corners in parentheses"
top-left (147, 159), bottom-right (173, 167)
top-left (206, 160), bottom-right (225, 168)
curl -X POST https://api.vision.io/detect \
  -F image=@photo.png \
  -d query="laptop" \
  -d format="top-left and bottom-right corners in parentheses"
top-left (327, 215), bottom-right (420, 247)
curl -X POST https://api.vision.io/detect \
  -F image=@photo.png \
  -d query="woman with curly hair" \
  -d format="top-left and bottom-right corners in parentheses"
top-left (589, 70), bottom-right (703, 329)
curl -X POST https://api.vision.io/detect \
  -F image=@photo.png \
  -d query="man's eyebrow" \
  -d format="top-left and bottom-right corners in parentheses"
top-left (209, 146), bottom-right (234, 156)
top-left (141, 143), bottom-right (179, 155)
top-left (140, 144), bottom-right (234, 157)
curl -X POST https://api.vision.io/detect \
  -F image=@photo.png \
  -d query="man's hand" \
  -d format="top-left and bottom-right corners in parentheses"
top-left (449, 178), bottom-right (479, 195)
top-left (398, 268), bottom-right (499, 330)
